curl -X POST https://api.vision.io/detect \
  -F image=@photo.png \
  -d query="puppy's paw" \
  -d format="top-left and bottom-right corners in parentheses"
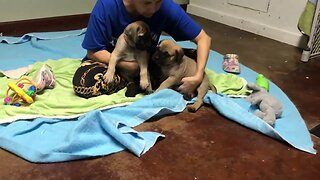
top-left (145, 84), bottom-right (153, 94)
top-left (144, 89), bottom-right (154, 95)
top-left (103, 72), bottom-right (114, 84)
top-left (140, 78), bottom-right (150, 90)
top-left (187, 104), bottom-right (200, 113)
top-left (255, 110), bottom-right (266, 119)
top-left (263, 117), bottom-right (276, 126)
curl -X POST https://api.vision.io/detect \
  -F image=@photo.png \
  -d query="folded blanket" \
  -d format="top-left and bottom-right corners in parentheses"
top-left (0, 28), bottom-right (86, 44)
top-left (0, 65), bottom-right (33, 79)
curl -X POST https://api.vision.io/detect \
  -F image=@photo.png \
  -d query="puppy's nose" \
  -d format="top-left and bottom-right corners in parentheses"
top-left (152, 52), bottom-right (160, 61)
top-left (151, 55), bottom-right (158, 60)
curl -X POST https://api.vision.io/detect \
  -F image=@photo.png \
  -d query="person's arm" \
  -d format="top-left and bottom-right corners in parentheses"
top-left (87, 50), bottom-right (139, 72)
top-left (87, 49), bottom-right (111, 64)
top-left (193, 29), bottom-right (211, 84)
top-left (178, 29), bottom-right (211, 95)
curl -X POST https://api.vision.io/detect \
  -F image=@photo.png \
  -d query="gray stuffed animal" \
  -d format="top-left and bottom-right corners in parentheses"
top-left (246, 83), bottom-right (283, 126)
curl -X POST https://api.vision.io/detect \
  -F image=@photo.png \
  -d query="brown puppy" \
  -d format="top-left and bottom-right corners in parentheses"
top-left (104, 21), bottom-right (152, 94)
top-left (152, 39), bottom-right (217, 112)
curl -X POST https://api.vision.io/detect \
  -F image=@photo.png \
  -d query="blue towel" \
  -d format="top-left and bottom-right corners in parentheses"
top-left (0, 30), bottom-right (316, 163)
top-left (0, 29), bottom-right (86, 71)
top-left (0, 89), bottom-right (186, 162)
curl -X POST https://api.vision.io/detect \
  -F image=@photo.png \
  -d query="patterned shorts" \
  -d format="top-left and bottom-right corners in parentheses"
top-left (72, 60), bottom-right (127, 98)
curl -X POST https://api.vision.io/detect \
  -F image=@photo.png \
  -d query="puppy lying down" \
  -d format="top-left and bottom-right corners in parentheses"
top-left (152, 39), bottom-right (217, 112)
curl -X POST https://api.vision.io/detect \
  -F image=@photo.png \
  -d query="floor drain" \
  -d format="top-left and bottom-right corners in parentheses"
top-left (310, 124), bottom-right (320, 138)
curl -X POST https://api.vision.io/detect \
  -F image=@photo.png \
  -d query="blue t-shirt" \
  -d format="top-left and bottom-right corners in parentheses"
top-left (82, 0), bottom-right (201, 53)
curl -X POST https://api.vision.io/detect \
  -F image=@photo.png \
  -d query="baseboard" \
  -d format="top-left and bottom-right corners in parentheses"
top-left (188, 4), bottom-right (304, 47)
top-left (0, 14), bottom-right (90, 37)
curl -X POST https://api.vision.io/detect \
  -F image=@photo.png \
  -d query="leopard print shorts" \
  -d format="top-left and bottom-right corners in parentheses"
top-left (72, 60), bottom-right (127, 98)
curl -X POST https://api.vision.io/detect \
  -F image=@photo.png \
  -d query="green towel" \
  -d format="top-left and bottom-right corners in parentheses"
top-left (0, 59), bottom-right (250, 124)
top-left (0, 58), bottom-right (143, 124)
top-left (206, 69), bottom-right (251, 97)
top-left (298, 1), bottom-right (316, 36)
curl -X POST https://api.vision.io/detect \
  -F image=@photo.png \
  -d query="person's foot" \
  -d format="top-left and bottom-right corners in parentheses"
top-left (33, 64), bottom-right (56, 92)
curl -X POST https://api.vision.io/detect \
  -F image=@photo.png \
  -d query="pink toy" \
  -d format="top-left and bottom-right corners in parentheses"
top-left (223, 54), bottom-right (240, 74)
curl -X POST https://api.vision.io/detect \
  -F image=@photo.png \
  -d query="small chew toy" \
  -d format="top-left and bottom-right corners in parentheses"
top-left (256, 74), bottom-right (269, 91)
top-left (4, 78), bottom-right (37, 107)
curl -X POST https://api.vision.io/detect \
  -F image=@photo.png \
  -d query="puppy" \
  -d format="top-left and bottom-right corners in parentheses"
top-left (152, 39), bottom-right (217, 112)
top-left (104, 21), bottom-right (152, 95)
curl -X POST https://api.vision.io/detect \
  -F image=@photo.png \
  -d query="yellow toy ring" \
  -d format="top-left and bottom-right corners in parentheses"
top-left (8, 82), bottom-right (34, 104)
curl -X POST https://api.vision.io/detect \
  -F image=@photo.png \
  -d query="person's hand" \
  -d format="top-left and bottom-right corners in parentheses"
top-left (177, 74), bottom-right (203, 98)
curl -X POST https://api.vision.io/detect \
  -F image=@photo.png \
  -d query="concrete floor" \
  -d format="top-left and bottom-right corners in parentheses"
top-left (1, 15), bottom-right (320, 179)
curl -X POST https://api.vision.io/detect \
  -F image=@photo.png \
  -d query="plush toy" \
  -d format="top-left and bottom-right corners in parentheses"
top-left (246, 83), bottom-right (283, 126)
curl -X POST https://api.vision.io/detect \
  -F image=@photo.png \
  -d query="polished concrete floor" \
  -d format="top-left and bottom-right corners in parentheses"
top-left (1, 15), bottom-right (320, 179)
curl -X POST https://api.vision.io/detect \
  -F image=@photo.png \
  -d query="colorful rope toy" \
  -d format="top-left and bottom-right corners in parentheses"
top-left (4, 78), bottom-right (37, 107)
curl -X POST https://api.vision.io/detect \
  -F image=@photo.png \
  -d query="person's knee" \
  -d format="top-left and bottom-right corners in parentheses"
top-left (117, 60), bottom-right (139, 76)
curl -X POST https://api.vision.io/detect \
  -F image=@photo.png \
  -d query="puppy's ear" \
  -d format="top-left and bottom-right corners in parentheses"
top-left (136, 26), bottom-right (144, 37)
top-left (157, 40), bottom-right (164, 46)
top-left (124, 28), bottom-right (134, 41)
top-left (175, 49), bottom-right (184, 63)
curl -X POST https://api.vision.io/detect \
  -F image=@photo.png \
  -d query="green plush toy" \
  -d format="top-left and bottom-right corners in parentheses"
top-left (256, 74), bottom-right (269, 91)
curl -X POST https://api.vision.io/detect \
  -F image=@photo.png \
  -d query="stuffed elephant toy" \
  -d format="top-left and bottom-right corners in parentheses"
top-left (246, 83), bottom-right (283, 126)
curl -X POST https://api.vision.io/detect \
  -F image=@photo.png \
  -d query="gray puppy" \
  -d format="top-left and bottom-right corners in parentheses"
top-left (104, 21), bottom-right (153, 94)
top-left (152, 39), bottom-right (217, 112)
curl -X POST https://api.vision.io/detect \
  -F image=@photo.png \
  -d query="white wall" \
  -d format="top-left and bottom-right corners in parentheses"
top-left (0, 0), bottom-right (96, 22)
top-left (188, 0), bottom-right (308, 47)
top-left (0, 0), bottom-right (307, 47)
